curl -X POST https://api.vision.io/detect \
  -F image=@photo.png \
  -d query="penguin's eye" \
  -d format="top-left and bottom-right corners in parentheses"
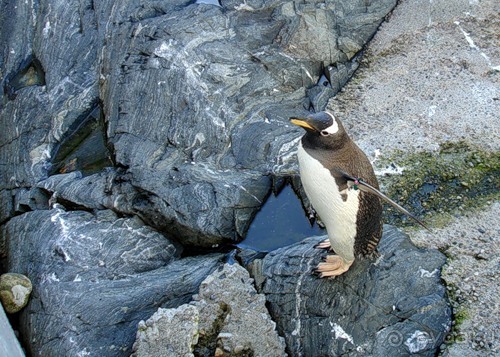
top-left (320, 130), bottom-right (329, 136)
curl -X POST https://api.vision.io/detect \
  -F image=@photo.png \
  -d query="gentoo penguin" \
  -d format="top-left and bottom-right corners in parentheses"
top-left (290, 111), bottom-right (383, 277)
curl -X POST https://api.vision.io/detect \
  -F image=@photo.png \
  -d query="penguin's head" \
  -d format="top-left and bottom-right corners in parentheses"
top-left (289, 111), bottom-right (348, 148)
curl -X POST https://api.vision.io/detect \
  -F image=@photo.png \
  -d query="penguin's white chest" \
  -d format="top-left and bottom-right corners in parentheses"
top-left (297, 142), bottom-right (359, 261)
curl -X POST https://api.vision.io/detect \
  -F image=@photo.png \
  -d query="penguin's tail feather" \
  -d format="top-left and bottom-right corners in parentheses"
top-left (338, 170), bottom-right (432, 232)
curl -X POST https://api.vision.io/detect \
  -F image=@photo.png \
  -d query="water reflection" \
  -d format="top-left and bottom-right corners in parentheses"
top-left (239, 184), bottom-right (324, 252)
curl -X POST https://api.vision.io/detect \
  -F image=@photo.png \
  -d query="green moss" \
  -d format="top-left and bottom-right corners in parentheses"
top-left (454, 308), bottom-right (469, 326)
top-left (440, 281), bottom-right (469, 347)
top-left (376, 141), bottom-right (499, 229)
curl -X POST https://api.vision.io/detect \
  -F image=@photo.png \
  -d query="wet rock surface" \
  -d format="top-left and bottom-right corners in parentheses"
top-left (254, 225), bottom-right (451, 357)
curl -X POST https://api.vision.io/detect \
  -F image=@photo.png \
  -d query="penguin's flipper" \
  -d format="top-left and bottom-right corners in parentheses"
top-left (338, 170), bottom-right (432, 232)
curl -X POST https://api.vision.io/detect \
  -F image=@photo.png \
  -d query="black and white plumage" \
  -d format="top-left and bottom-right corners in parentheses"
top-left (290, 111), bottom-right (383, 277)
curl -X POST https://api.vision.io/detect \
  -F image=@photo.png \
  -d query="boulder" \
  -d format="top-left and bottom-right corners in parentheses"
top-left (254, 225), bottom-right (451, 356)
top-left (2, 209), bottom-right (180, 281)
top-left (1, 209), bottom-right (225, 356)
top-left (132, 263), bottom-right (286, 357)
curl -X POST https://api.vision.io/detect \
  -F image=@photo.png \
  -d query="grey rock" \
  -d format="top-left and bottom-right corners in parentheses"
top-left (2, 209), bottom-right (180, 281)
top-left (0, 304), bottom-right (24, 357)
top-left (3, 0), bottom-right (471, 356)
top-left (328, 0), bottom-right (499, 157)
top-left (132, 263), bottom-right (286, 357)
top-left (132, 304), bottom-right (200, 357)
top-left (96, 0), bottom-right (396, 245)
top-left (1, 209), bottom-right (225, 356)
top-left (323, 0), bottom-right (499, 354)
top-left (1, 0), bottom-right (398, 247)
top-left (413, 202), bottom-right (500, 355)
top-left (256, 225), bottom-right (451, 356)
top-left (0, 273), bottom-right (32, 314)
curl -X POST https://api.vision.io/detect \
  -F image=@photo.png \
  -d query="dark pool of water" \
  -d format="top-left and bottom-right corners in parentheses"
top-left (238, 185), bottom-right (325, 252)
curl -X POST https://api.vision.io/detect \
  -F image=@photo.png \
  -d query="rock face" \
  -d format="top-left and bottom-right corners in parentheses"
top-left (254, 225), bottom-right (451, 356)
top-left (0, 304), bottom-right (24, 357)
top-left (0, 209), bottom-right (225, 356)
top-left (132, 263), bottom-right (286, 357)
top-left (6, 0), bottom-right (495, 355)
top-left (0, 0), bottom-right (398, 247)
top-left (0, 2), bottom-right (402, 353)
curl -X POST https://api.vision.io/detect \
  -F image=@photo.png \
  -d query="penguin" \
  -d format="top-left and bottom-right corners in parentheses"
top-left (290, 111), bottom-right (383, 277)
top-left (290, 111), bottom-right (430, 277)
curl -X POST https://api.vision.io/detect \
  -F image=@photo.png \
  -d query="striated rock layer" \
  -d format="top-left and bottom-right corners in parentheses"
top-left (1, 209), bottom-right (226, 355)
top-left (255, 225), bottom-right (451, 357)
top-left (0, 0), bottom-right (398, 246)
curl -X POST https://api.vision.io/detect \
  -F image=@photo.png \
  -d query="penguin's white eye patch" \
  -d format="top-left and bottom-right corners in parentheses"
top-left (321, 120), bottom-right (339, 135)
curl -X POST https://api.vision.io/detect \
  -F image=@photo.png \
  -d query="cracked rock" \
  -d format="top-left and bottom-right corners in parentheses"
top-left (132, 263), bottom-right (286, 357)
top-left (254, 225), bottom-right (451, 356)
top-left (0, 209), bottom-right (225, 356)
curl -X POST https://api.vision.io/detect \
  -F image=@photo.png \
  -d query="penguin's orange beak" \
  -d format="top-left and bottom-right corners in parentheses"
top-left (289, 117), bottom-right (315, 131)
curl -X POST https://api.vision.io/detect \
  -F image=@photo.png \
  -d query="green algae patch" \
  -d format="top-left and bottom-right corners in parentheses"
top-left (453, 308), bottom-right (470, 328)
top-left (376, 142), bottom-right (499, 229)
top-left (442, 283), bottom-right (469, 345)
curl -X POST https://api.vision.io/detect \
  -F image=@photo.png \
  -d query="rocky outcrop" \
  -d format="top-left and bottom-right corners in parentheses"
top-left (253, 225), bottom-right (451, 356)
top-left (132, 263), bottom-right (286, 357)
top-left (4, 0), bottom-right (496, 355)
top-left (0, 2), bottom-right (401, 352)
top-left (1, 209), bottom-right (225, 356)
top-left (1, 0), bottom-right (398, 247)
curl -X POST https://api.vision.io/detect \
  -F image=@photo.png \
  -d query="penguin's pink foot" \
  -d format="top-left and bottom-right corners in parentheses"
top-left (316, 255), bottom-right (353, 278)
top-left (314, 239), bottom-right (331, 250)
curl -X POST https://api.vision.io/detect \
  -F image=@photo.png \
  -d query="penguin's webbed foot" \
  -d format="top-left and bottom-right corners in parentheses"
top-left (314, 239), bottom-right (331, 250)
top-left (316, 255), bottom-right (353, 278)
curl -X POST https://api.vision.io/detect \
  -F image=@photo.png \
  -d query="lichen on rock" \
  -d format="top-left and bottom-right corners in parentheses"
top-left (0, 273), bottom-right (32, 314)
top-left (376, 142), bottom-right (499, 229)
